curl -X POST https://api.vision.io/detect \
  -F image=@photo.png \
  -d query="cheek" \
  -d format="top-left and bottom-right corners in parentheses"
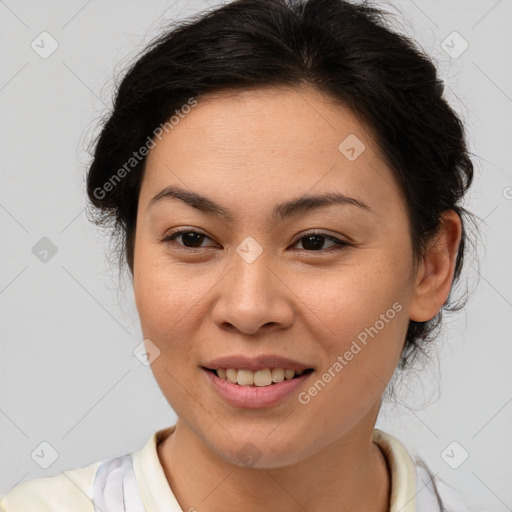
top-left (132, 258), bottom-right (208, 410)
top-left (299, 254), bottom-right (411, 345)
top-left (133, 247), bottom-right (217, 361)
top-left (295, 256), bottom-right (411, 402)
top-left (297, 259), bottom-right (410, 403)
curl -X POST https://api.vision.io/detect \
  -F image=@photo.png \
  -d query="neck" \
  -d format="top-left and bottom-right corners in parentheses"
top-left (158, 420), bottom-right (390, 512)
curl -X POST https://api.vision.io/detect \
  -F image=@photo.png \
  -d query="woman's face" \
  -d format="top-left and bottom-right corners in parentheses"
top-left (133, 86), bottom-right (417, 467)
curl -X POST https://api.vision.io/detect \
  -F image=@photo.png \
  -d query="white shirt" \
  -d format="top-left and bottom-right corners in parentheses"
top-left (0, 426), bottom-right (472, 511)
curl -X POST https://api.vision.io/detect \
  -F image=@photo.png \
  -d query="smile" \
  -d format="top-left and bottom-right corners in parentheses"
top-left (207, 367), bottom-right (313, 387)
top-left (202, 367), bottom-right (314, 408)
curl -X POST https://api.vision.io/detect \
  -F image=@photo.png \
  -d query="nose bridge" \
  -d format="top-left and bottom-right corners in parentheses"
top-left (231, 235), bottom-right (275, 304)
top-left (212, 235), bottom-right (293, 333)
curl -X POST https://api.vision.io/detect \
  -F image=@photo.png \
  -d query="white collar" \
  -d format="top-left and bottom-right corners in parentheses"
top-left (131, 425), bottom-right (424, 511)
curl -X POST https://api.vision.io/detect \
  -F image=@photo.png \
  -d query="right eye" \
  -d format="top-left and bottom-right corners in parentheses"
top-left (162, 229), bottom-right (217, 250)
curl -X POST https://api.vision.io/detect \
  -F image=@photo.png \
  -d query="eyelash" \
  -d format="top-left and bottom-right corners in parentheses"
top-left (161, 229), bottom-right (350, 253)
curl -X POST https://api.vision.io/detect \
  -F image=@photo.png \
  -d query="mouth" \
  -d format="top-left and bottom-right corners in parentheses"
top-left (202, 365), bottom-right (315, 408)
top-left (202, 367), bottom-right (314, 387)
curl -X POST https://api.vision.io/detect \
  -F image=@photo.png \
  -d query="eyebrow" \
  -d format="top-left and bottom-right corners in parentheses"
top-left (148, 185), bottom-right (372, 222)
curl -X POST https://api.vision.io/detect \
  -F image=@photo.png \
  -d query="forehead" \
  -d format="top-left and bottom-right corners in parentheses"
top-left (152, 86), bottom-right (377, 156)
top-left (141, 86), bottom-right (403, 217)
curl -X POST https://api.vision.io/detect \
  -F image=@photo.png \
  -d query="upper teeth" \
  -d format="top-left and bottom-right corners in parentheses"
top-left (216, 368), bottom-right (304, 387)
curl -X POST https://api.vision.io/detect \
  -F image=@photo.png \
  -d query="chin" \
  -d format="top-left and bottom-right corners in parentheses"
top-left (207, 427), bottom-right (311, 469)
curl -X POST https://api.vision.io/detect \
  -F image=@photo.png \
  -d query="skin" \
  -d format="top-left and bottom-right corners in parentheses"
top-left (132, 85), bottom-right (461, 512)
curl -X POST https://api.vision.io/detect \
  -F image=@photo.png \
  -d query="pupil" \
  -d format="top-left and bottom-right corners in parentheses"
top-left (183, 232), bottom-right (203, 247)
top-left (303, 235), bottom-right (323, 250)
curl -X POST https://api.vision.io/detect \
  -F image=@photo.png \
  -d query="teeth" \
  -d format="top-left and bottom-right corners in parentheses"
top-left (254, 369), bottom-right (272, 386)
top-left (226, 368), bottom-right (237, 384)
top-left (215, 368), bottom-right (306, 387)
top-left (271, 368), bottom-right (284, 382)
top-left (237, 369), bottom-right (254, 386)
top-left (284, 369), bottom-right (295, 380)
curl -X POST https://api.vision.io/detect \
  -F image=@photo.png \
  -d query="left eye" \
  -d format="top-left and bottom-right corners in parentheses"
top-left (291, 233), bottom-right (348, 251)
top-left (163, 230), bottom-right (348, 252)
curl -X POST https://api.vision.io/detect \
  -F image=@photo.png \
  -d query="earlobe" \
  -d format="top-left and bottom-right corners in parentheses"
top-left (409, 210), bottom-right (462, 322)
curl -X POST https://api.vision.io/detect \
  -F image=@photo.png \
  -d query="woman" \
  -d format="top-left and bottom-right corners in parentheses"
top-left (1, 0), bottom-right (477, 510)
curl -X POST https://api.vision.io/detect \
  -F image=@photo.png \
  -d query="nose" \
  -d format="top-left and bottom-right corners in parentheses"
top-left (211, 249), bottom-right (294, 336)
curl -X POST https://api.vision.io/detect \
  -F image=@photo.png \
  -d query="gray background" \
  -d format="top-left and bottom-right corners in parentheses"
top-left (1, 0), bottom-right (511, 510)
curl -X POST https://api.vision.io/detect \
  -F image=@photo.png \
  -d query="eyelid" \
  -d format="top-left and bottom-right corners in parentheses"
top-left (290, 228), bottom-right (348, 245)
top-left (162, 227), bottom-right (216, 247)
top-left (162, 227), bottom-right (352, 252)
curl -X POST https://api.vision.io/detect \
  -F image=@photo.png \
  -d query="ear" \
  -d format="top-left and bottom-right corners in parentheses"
top-left (409, 210), bottom-right (462, 322)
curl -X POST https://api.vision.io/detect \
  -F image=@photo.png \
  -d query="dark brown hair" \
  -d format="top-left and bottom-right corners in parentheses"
top-left (86, 0), bottom-right (475, 371)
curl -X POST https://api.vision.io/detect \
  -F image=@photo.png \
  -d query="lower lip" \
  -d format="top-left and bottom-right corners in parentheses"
top-left (202, 368), bottom-right (313, 409)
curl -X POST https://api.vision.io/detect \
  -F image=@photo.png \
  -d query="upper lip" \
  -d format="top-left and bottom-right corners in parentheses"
top-left (202, 354), bottom-right (314, 372)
